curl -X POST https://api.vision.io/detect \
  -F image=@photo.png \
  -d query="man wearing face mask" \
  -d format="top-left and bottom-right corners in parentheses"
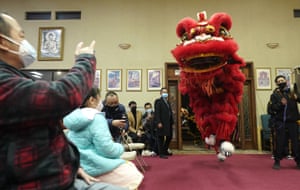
top-left (101, 91), bottom-right (129, 142)
top-left (0, 13), bottom-right (97, 189)
top-left (127, 101), bottom-right (144, 143)
top-left (142, 102), bottom-right (157, 155)
top-left (154, 87), bottom-right (174, 159)
top-left (269, 75), bottom-right (300, 170)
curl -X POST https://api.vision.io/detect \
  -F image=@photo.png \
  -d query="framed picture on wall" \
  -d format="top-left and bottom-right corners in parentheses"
top-left (147, 69), bottom-right (162, 91)
top-left (93, 69), bottom-right (101, 89)
top-left (107, 69), bottom-right (122, 91)
top-left (275, 68), bottom-right (292, 87)
top-left (255, 68), bottom-right (272, 90)
top-left (126, 69), bottom-right (142, 91)
top-left (38, 27), bottom-right (64, 61)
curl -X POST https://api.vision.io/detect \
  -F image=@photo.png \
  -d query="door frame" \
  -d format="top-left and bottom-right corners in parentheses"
top-left (165, 62), bottom-right (257, 150)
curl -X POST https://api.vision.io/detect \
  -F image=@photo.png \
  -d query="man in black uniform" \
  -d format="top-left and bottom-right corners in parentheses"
top-left (269, 75), bottom-right (300, 169)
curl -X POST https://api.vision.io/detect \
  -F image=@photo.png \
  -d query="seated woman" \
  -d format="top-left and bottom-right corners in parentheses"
top-left (63, 88), bottom-right (143, 190)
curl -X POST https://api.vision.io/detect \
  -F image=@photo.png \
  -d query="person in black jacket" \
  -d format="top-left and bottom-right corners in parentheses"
top-left (142, 102), bottom-right (157, 155)
top-left (154, 87), bottom-right (174, 159)
top-left (101, 91), bottom-right (129, 143)
top-left (269, 75), bottom-right (300, 170)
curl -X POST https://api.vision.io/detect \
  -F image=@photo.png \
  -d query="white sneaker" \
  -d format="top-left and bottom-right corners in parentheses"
top-left (150, 151), bottom-right (157, 156)
top-left (286, 155), bottom-right (294, 160)
top-left (220, 141), bottom-right (235, 157)
top-left (217, 152), bottom-right (226, 161)
top-left (142, 150), bottom-right (152, 156)
top-left (205, 134), bottom-right (216, 146)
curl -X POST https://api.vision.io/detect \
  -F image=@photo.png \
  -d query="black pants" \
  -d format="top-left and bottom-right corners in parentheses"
top-left (150, 129), bottom-right (159, 153)
top-left (273, 121), bottom-right (299, 163)
top-left (157, 135), bottom-right (172, 156)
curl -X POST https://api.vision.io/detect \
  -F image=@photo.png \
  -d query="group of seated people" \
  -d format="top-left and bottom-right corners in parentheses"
top-left (62, 88), bottom-right (160, 190)
top-left (126, 101), bottom-right (158, 156)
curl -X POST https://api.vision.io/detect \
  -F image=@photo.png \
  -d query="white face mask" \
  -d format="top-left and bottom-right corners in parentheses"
top-left (146, 108), bottom-right (152, 113)
top-left (0, 34), bottom-right (37, 68)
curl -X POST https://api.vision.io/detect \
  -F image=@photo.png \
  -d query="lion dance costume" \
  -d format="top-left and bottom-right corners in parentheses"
top-left (171, 11), bottom-right (246, 161)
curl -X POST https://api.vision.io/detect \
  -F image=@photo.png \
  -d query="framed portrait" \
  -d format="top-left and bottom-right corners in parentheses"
top-left (147, 69), bottom-right (162, 91)
top-left (126, 69), bottom-right (142, 91)
top-left (93, 70), bottom-right (101, 89)
top-left (255, 68), bottom-right (272, 90)
top-left (38, 27), bottom-right (64, 61)
top-left (275, 68), bottom-right (292, 87)
top-left (107, 69), bottom-right (122, 91)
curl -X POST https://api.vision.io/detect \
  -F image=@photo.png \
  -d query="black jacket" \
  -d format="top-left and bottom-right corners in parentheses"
top-left (154, 97), bottom-right (174, 136)
top-left (270, 87), bottom-right (300, 122)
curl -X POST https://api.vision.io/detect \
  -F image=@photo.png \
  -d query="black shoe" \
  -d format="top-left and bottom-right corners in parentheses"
top-left (164, 149), bottom-right (173, 156)
top-left (159, 155), bottom-right (168, 159)
top-left (272, 160), bottom-right (280, 170)
top-left (296, 162), bottom-right (300, 169)
top-left (165, 152), bottom-right (173, 156)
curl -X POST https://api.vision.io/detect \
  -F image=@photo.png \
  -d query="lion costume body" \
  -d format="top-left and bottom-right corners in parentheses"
top-left (171, 11), bottom-right (245, 160)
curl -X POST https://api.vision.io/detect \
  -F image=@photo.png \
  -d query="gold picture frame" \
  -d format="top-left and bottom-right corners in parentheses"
top-left (126, 69), bottom-right (142, 91)
top-left (107, 69), bottom-right (122, 91)
top-left (275, 67), bottom-right (292, 87)
top-left (147, 69), bottom-right (162, 91)
top-left (255, 67), bottom-right (272, 90)
top-left (38, 27), bottom-right (64, 61)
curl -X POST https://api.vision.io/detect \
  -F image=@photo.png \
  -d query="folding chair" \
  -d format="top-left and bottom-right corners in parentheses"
top-left (120, 151), bottom-right (137, 161)
top-left (121, 133), bottom-right (148, 173)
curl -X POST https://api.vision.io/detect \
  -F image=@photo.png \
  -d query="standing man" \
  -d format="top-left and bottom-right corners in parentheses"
top-left (0, 13), bottom-right (97, 189)
top-left (102, 91), bottom-right (129, 142)
top-left (269, 75), bottom-right (300, 170)
top-left (154, 87), bottom-right (174, 159)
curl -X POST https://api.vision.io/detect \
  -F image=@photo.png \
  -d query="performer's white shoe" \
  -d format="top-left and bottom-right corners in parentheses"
top-left (217, 152), bottom-right (226, 161)
top-left (220, 141), bottom-right (235, 156)
top-left (217, 141), bottom-right (235, 161)
top-left (205, 134), bottom-right (216, 146)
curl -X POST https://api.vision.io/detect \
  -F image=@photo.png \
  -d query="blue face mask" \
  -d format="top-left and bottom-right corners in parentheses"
top-left (161, 93), bottom-right (168, 98)
top-left (18, 39), bottom-right (37, 67)
top-left (0, 34), bottom-right (37, 68)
